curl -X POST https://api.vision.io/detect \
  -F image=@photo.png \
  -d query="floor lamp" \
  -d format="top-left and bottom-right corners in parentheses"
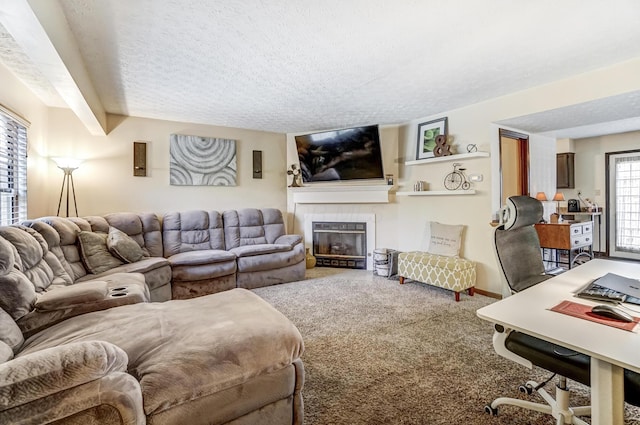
top-left (53, 158), bottom-right (81, 217)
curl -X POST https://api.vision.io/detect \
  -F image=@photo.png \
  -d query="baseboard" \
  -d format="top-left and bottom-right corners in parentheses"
top-left (474, 288), bottom-right (502, 299)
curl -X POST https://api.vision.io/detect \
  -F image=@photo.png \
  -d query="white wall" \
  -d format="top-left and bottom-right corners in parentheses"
top-left (287, 58), bottom-right (640, 295)
top-left (5, 56), bottom-right (640, 295)
top-left (37, 109), bottom-right (289, 218)
top-left (557, 130), bottom-right (640, 254)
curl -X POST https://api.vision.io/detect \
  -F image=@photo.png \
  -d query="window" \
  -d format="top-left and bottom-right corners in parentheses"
top-left (614, 154), bottom-right (640, 253)
top-left (607, 150), bottom-right (640, 261)
top-left (0, 105), bottom-right (28, 225)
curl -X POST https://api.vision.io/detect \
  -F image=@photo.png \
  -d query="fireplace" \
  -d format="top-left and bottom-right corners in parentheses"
top-left (304, 213), bottom-right (375, 270)
top-left (312, 222), bottom-right (367, 269)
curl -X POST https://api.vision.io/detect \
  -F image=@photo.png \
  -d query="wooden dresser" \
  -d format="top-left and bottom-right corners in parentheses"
top-left (534, 221), bottom-right (593, 269)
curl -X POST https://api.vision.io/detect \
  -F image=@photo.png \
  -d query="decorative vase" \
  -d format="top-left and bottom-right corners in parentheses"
top-left (305, 248), bottom-right (316, 269)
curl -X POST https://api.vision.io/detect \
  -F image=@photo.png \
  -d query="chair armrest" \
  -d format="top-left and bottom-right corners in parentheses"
top-left (0, 341), bottom-right (127, 409)
top-left (0, 341), bottom-right (144, 425)
top-left (491, 327), bottom-right (533, 369)
top-left (274, 234), bottom-right (302, 247)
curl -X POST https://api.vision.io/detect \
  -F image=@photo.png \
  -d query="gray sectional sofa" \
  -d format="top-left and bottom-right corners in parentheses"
top-left (0, 208), bottom-right (306, 425)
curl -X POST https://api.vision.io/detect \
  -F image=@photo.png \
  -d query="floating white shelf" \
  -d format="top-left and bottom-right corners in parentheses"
top-left (289, 184), bottom-right (394, 204)
top-left (396, 190), bottom-right (476, 196)
top-left (405, 151), bottom-right (489, 166)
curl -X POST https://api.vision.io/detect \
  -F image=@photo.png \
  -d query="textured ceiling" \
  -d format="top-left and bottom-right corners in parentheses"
top-left (2, 0), bottom-right (640, 135)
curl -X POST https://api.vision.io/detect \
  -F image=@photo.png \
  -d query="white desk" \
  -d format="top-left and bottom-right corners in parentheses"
top-left (477, 259), bottom-right (640, 425)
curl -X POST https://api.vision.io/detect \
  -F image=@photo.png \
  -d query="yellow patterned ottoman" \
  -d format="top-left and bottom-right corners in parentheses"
top-left (398, 251), bottom-right (476, 301)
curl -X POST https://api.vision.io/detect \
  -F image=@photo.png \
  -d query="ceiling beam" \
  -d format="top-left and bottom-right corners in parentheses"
top-left (0, 0), bottom-right (107, 135)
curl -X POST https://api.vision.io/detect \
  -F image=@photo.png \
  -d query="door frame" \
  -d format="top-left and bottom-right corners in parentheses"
top-left (498, 128), bottom-right (530, 204)
top-left (605, 148), bottom-right (640, 259)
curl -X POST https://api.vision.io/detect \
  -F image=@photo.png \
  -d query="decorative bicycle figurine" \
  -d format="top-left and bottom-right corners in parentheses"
top-left (443, 163), bottom-right (471, 190)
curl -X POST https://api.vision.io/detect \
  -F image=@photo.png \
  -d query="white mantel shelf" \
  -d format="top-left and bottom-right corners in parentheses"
top-left (405, 151), bottom-right (489, 166)
top-left (396, 189), bottom-right (476, 196)
top-left (289, 184), bottom-right (394, 204)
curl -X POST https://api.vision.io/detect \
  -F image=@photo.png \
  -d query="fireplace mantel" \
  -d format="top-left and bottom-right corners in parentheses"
top-left (289, 184), bottom-right (393, 204)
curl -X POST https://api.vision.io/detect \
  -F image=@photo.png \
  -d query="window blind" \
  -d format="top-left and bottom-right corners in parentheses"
top-left (0, 107), bottom-right (28, 225)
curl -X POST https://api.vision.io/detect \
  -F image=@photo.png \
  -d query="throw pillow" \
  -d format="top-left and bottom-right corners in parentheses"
top-left (427, 221), bottom-right (464, 257)
top-left (107, 227), bottom-right (144, 263)
top-left (77, 231), bottom-right (123, 274)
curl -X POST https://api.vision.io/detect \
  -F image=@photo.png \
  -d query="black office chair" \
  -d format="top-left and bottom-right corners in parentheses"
top-left (487, 195), bottom-right (592, 424)
top-left (487, 195), bottom-right (640, 423)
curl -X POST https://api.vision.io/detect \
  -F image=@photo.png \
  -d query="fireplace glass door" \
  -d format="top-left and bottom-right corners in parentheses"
top-left (312, 222), bottom-right (366, 269)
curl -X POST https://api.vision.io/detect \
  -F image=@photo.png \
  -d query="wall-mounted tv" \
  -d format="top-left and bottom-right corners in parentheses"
top-left (295, 124), bottom-right (384, 183)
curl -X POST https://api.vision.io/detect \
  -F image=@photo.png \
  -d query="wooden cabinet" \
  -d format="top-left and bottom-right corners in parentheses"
top-left (557, 153), bottom-right (575, 188)
top-left (535, 221), bottom-right (593, 269)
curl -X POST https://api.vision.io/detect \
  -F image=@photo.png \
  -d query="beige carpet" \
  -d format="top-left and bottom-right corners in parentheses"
top-left (253, 268), bottom-right (640, 425)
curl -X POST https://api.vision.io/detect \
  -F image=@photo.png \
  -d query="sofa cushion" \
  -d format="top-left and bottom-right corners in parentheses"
top-left (0, 268), bottom-right (37, 321)
top-left (29, 217), bottom-right (87, 281)
top-left (104, 212), bottom-right (164, 258)
top-left (235, 242), bottom-right (305, 273)
top-left (223, 208), bottom-right (286, 249)
top-left (77, 231), bottom-right (123, 274)
top-left (163, 210), bottom-right (226, 256)
top-left (167, 249), bottom-right (236, 266)
top-left (6, 341), bottom-right (129, 410)
top-left (107, 227), bottom-right (145, 263)
top-left (0, 235), bottom-right (14, 274)
top-left (19, 289), bottom-right (304, 420)
top-left (0, 226), bottom-right (70, 291)
top-left (0, 341), bottom-right (12, 363)
top-left (230, 243), bottom-right (292, 258)
top-left (0, 307), bottom-right (23, 353)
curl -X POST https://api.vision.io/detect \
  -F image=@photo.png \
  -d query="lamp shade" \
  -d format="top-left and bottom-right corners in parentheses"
top-left (535, 192), bottom-right (548, 201)
top-left (552, 192), bottom-right (565, 201)
top-left (52, 157), bottom-right (82, 169)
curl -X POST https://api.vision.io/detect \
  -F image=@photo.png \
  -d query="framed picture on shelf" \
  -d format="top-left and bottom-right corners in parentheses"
top-left (416, 117), bottom-right (448, 160)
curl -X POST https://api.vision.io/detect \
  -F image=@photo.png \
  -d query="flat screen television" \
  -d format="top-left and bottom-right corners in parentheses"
top-left (294, 124), bottom-right (384, 183)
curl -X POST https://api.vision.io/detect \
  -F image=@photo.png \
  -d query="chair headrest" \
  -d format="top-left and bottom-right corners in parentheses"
top-left (503, 196), bottom-right (543, 230)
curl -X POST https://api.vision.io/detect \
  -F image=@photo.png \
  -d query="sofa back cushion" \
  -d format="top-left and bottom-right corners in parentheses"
top-left (0, 226), bottom-right (72, 291)
top-left (103, 213), bottom-right (163, 257)
top-left (162, 210), bottom-right (225, 256)
top-left (0, 307), bottom-right (23, 358)
top-left (27, 217), bottom-right (88, 281)
top-left (0, 233), bottom-right (37, 320)
top-left (223, 208), bottom-right (286, 250)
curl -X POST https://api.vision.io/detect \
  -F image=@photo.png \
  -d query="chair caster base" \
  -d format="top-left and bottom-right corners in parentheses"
top-left (484, 404), bottom-right (498, 416)
top-left (519, 383), bottom-right (534, 395)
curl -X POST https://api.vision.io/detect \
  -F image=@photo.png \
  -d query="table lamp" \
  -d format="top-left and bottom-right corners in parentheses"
top-left (535, 192), bottom-right (548, 202)
top-left (552, 192), bottom-right (565, 213)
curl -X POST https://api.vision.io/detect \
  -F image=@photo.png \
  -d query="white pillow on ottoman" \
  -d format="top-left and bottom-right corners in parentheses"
top-left (427, 221), bottom-right (464, 257)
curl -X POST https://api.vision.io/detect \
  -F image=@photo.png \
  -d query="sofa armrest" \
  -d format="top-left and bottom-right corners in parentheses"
top-left (18, 277), bottom-right (148, 338)
top-left (1, 341), bottom-right (127, 408)
top-left (35, 280), bottom-right (109, 310)
top-left (0, 341), bottom-right (144, 425)
top-left (274, 234), bottom-right (302, 247)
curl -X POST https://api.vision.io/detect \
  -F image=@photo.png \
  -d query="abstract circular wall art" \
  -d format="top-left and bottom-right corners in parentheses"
top-left (169, 134), bottom-right (237, 186)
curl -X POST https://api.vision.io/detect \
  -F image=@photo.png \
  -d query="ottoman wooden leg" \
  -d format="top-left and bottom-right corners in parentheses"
top-left (468, 287), bottom-right (475, 296)
top-left (455, 291), bottom-right (460, 302)
top-left (399, 276), bottom-right (405, 284)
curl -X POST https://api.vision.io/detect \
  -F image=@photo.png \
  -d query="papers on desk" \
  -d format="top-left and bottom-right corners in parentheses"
top-left (575, 273), bottom-right (640, 305)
